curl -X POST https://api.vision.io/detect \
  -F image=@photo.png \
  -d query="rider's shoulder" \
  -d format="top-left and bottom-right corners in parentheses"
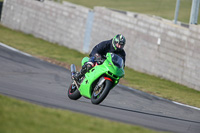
top-left (97, 39), bottom-right (112, 48)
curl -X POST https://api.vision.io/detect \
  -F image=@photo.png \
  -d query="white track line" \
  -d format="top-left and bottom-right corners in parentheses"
top-left (118, 84), bottom-right (200, 111)
top-left (172, 101), bottom-right (200, 111)
top-left (0, 42), bottom-right (32, 57)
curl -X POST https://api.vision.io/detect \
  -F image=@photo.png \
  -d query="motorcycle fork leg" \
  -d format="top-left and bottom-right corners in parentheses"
top-left (97, 77), bottom-right (105, 87)
top-left (72, 80), bottom-right (79, 90)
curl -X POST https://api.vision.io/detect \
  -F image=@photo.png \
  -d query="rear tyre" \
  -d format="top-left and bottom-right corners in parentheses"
top-left (68, 83), bottom-right (81, 100)
top-left (91, 80), bottom-right (113, 105)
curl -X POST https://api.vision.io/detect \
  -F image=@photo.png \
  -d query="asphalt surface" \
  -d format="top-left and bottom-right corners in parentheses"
top-left (0, 44), bottom-right (200, 133)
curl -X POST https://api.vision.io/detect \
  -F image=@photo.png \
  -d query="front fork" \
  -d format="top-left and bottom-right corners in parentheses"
top-left (72, 80), bottom-right (79, 91)
top-left (94, 77), bottom-right (113, 91)
top-left (70, 64), bottom-right (80, 90)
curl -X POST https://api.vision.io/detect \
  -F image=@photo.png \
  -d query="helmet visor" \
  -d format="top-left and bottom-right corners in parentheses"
top-left (116, 43), bottom-right (124, 50)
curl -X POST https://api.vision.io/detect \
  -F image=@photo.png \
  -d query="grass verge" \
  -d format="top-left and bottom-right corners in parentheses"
top-left (0, 24), bottom-right (200, 108)
top-left (63, 0), bottom-right (196, 24)
top-left (0, 94), bottom-right (164, 133)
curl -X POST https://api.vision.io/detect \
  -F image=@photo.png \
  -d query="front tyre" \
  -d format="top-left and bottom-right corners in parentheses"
top-left (68, 83), bottom-right (81, 100)
top-left (91, 80), bottom-right (113, 105)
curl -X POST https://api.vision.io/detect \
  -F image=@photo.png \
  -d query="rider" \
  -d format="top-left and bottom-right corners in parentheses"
top-left (73, 34), bottom-right (126, 81)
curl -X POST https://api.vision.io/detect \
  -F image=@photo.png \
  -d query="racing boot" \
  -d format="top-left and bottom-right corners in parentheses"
top-left (73, 62), bottom-right (93, 82)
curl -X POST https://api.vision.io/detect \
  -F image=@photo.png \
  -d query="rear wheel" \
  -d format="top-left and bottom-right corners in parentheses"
top-left (91, 80), bottom-right (113, 104)
top-left (68, 83), bottom-right (81, 100)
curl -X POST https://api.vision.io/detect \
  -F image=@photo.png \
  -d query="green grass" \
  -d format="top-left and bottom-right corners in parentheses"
top-left (0, 24), bottom-right (86, 67)
top-left (0, 24), bottom-right (200, 108)
top-left (0, 0), bottom-right (198, 22)
top-left (63, 0), bottom-right (198, 24)
top-left (0, 94), bottom-right (163, 133)
top-left (123, 68), bottom-right (200, 107)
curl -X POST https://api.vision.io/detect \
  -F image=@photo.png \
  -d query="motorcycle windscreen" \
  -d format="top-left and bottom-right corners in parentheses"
top-left (111, 53), bottom-right (124, 68)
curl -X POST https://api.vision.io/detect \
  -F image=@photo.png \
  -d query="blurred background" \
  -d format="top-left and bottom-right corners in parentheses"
top-left (55, 0), bottom-right (199, 24)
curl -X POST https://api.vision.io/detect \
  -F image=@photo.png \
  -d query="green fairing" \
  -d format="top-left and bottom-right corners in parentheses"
top-left (81, 57), bottom-right (89, 66)
top-left (79, 53), bottom-right (125, 98)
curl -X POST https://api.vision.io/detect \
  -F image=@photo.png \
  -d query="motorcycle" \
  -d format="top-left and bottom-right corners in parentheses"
top-left (68, 52), bottom-right (125, 104)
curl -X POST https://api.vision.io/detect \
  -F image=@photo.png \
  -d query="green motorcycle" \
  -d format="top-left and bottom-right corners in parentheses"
top-left (68, 52), bottom-right (125, 104)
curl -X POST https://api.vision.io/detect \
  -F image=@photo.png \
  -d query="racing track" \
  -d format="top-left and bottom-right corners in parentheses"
top-left (0, 44), bottom-right (200, 133)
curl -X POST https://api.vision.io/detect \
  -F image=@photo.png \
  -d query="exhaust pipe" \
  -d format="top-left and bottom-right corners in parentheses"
top-left (70, 64), bottom-right (76, 76)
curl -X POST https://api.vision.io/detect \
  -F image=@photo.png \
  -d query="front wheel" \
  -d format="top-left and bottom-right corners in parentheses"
top-left (91, 80), bottom-right (113, 104)
top-left (68, 83), bottom-right (81, 100)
